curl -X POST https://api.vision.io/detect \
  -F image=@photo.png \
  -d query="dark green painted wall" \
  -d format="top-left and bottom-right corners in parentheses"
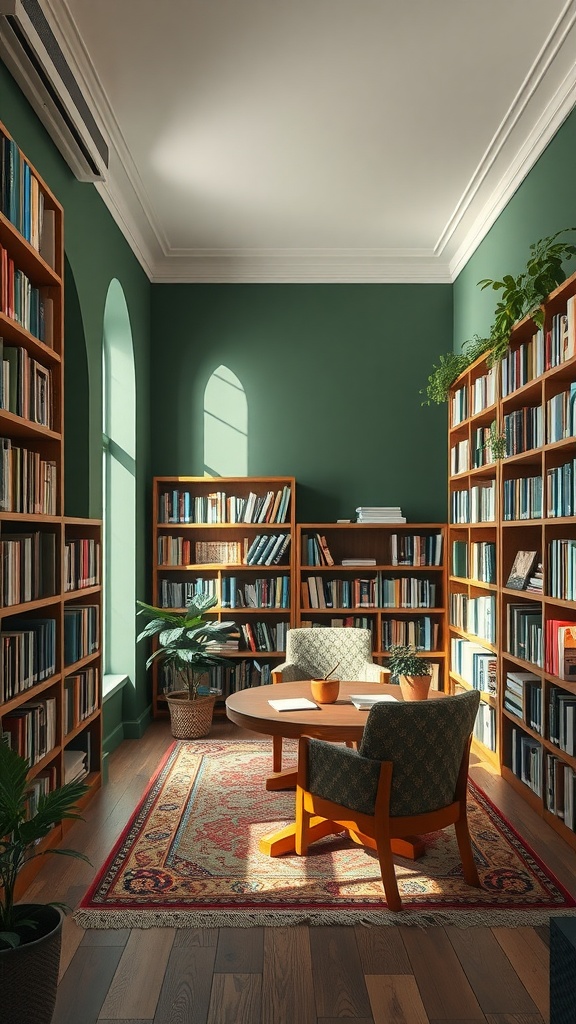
top-left (150, 284), bottom-right (452, 526)
top-left (454, 107), bottom-right (576, 347)
top-left (0, 61), bottom-right (153, 738)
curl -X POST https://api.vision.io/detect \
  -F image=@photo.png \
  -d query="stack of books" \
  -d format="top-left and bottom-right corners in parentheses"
top-left (356, 506), bottom-right (406, 523)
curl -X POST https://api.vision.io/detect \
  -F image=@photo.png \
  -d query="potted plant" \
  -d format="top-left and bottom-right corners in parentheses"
top-left (136, 593), bottom-right (237, 739)
top-left (0, 740), bottom-right (89, 1024)
top-left (387, 644), bottom-right (432, 701)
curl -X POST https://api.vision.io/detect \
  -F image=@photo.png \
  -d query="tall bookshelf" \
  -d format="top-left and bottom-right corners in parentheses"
top-left (448, 270), bottom-right (576, 850)
top-left (296, 523), bottom-right (447, 688)
top-left (151, 476), bottom-right (296, 716)
top-left (0, 120), bottom-right (102, 892)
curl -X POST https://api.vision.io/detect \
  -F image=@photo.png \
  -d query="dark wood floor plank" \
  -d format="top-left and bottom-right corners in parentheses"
top-left (52, 946), bottom-right (124, 1024)
top-left (365, 975), bottom-right (429, 1024)
top-left (491, 928), bottom-right (549, 1021)
top-left (309, 925), bottom-right (372, 1018)
top-left (58, 913), bottom-right (85, 980)
top-left (318, 1019), bottom-right (374, 1024)
top-left (354, 925), bottom-right (412, 974)
top-left (206, 974), bottom-right (262, 1024)
top-left (446, 927), bottom-right (539, 1015)
top-left (81, 928), bottom-right (131, 946)
top-left (400, 926), bottom-right (484, 1021)
top-left (99, 928), bottom-right (176, 1019)
top-left (153, 947), bottom-right (217, 1024)
top-left (262, 926), bottom-right (316, 1024)
top-left (533, 925), bottom-right (550, 949)
top-left (214, 927), bottom-right (264, 972)
top-left (484, 1015), bottom-right (545, 1024)
top-left (174, 928), bottom-right (218, 948)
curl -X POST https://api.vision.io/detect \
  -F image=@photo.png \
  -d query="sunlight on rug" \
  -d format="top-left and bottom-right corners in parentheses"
top-left (75, 739), bottom-right (576, 928)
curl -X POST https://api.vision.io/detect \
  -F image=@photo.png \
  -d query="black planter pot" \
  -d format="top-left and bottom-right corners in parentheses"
top-left (0, 904), bottom-right (63, 1024)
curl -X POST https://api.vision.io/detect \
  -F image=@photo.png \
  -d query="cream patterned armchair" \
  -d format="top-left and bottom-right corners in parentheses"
top-left (270, 627), bottom-right (387, 775)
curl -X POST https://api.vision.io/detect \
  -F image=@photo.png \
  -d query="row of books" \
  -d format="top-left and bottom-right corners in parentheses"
top-left (473, 700), bottom-right (496, 752)
top-left (503, 670), bottom-right (541, 732)
top-left (355, 506), bottom-right (406, 523)
top-left (449, 593), bottom-right (496, 644)
top-left (451, 638), bottom-right (497, 694)
top-left (381, 616), bottom-right (439, 651)
top-left (158, 577), bottom-right (216, 608)
top-left (300, 616), bottom-right (374, 635)
top-left (451, 481), bottom-right (496, 524)
top-left (221, 575), bottom-right (290, 609)
top-left (471, 367), bottom-right (497, 414)
top-left (0, 438), bottom-right (58, 515)
top-left (0, 530), bottom-right (56, 607)
top-left (503, 405), bottom-right (543, 457)
top-left (0, 618), bottom-right (56, 702)
top-left (302, 575), bottom-right (438, 610)
top-left (503, 475), bottom-right (542, 520)
top-left (245, 533), bottom-right (291, 566)
top-left (549, 686), bottom-right (576, 755)
top-left (546, 460), bottom-right (576, 518)
top-left (0, 135), bottom-right (51, 255)
top-left (546, 385), bottom-right (576, 443)
top-left (510, 728), bottom-right (542, 797)
top-left (546, 754), bottom-right (576, 831)
top-left (471, 422), bottom-right (498, 469)
top-left (0, 340), bottom-right (53, 427)
top-left (158, 485), bottom-right (291, 525)
top-left (501, 328), bottom-right (546, 396)
top-left (0, 245), bottom-right (53, 344)
top-left (63, 667), bottom-right (99, 734)
top-left (161, 658), bottom-right (273, 697)
top-left (301, 532), bottom-right (335, 566)
top-left (507, 604), bottom-right (543, 666)
top-left (544, 619), bottom-right (576, 681)
top-left (24, 766), bottom-right (57, 820)
top-left (547, 539), bottom-right (576, 601)
top-left (63, 605), bottom-right (100, 667)
top-left (239, 621), bottom-right (287, 653)
top-left (2, 696), bottom-right (57, 765)
top-left (390, 533), bottom-right (443, 566)
top-left (64, 538), bottom-right (101, 591)
top-left (451, 540), bottom-right (496, 583)
top-left (450, 437), bottom-right (469, 475)
top-left (451, 384), bottom-right (468, 426)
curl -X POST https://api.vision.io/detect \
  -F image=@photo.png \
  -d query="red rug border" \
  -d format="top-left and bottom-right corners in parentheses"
top-left (77, 738), bottom-right (576, 915)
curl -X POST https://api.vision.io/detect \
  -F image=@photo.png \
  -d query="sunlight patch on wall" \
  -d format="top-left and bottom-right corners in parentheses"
top-left (204, 365), bottom-right (247, 476)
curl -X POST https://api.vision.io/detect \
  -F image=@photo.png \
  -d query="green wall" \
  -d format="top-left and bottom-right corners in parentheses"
top-left (150, 283), bottom-right (452, 525)
top-left (0, 60), bottom-right (153, 741)
top-left (454, 107), bottom-right (576, 347)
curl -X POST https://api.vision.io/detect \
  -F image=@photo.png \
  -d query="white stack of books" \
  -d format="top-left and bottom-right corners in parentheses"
top-left (356, 506), bottom-right (406, 523)
top-left (63, 747), bottom-right (88, 784)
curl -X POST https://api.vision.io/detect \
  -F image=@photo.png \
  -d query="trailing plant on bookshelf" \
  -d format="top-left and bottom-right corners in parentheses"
top-left (423, 230), bottom-right (576, 405)
top-left (0, 740), bottom-right (89, 1024)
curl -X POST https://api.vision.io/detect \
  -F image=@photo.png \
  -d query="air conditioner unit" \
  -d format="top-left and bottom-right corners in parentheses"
top-left (0, 0), bottom-right (108, 181)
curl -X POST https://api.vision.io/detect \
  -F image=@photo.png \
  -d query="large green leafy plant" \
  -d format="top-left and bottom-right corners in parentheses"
top-left (423, 230), bottom-right (576, 405)
top-left (136, 593), bottom-right (236, 699)
top-left (0, 741), bottom-right (89, 949)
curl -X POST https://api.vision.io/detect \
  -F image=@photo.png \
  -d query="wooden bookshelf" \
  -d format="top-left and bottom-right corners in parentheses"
top-left (0, 121), bottom-right (102, 894)
top-left (151, 476), bottom-right (296, 716)
top-left (296, 522), bottom-right (448, 689)
top-left (448, 270), bottom-right (576, 848)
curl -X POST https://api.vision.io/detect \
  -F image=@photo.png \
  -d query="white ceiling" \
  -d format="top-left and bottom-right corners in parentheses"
top-left (49, 0), bottom-right (576, 282)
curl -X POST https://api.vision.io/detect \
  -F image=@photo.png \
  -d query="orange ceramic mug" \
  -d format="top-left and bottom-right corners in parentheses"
top-left (310, 679), bottom-right (340, 704)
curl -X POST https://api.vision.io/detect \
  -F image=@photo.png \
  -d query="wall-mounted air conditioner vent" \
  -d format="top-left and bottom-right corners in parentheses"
top-left (0, 0), bottom-right (108, 181)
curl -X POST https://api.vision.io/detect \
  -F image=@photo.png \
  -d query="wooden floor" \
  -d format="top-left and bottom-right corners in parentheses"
top-left (22, 718), bottom-right (576, 1024)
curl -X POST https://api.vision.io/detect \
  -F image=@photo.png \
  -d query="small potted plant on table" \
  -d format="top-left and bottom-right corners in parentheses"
top-left (0, 740), bottom-right (89, 1024)
top-left (137, 593), bottom-right (237, 739)
top-left (387, 644), bottom-right (432, 701)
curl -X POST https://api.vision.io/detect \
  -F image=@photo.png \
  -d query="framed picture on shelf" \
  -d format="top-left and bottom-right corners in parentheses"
top-left (506, 550), bottom-right (538, 590)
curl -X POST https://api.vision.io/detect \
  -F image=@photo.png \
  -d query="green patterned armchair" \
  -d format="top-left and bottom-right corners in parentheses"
top-left (295, 689), bottom-right (481, 911)
top-left (270, 627), bottom-right (387, 776)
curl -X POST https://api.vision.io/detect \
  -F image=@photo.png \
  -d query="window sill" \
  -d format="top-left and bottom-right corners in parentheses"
top-left (103, 673), bottom-right (129, 702)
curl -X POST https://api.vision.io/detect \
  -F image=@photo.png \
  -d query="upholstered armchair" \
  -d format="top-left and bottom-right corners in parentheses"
top-left (271, 627), bottom-right (387, 775)
top-left (295, 689), bottom-right (481, 911)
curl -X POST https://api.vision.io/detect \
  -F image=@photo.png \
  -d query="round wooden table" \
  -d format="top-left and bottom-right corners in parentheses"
top-left (226, 680), bottom-right (446, 858)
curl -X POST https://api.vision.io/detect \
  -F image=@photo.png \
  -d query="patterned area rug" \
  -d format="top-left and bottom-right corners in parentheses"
top-left (75, 739), bottom-right (576, 928)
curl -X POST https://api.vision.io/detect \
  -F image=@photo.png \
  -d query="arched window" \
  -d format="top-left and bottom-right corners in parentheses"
top-left (204, 365), bottom-right (247, 476)
top-left (102, 280), bottom-right (136, 682)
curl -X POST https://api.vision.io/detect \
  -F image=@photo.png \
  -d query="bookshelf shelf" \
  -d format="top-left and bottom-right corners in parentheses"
top-left (0, 121), bottom-right (103, 896)
top-left (150, 476), bottom-right (296, 716)
top-left (448, 268), bottom-right (576, 847)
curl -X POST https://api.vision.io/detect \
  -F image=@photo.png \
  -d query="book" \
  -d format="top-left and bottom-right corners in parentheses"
top-left (268, 697), bottom-right (319, 712)
top-left (349, 693), bottom-right (398, 709)
top-left (506, 550), bottom-right (538, 590)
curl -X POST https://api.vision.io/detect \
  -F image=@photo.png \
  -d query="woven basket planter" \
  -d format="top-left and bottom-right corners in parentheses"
top-left (165, 691), bottom-right (217, 739)
top-left (0, 905), bottom-right (63, 1024)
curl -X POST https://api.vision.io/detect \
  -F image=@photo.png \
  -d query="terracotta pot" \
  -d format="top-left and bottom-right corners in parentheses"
top-left (399, 675), bottom-right (431, 701)
top-left (310, 679), bottom-right (340, 704)
top-left (0, 904), bottom-right (63, 1024)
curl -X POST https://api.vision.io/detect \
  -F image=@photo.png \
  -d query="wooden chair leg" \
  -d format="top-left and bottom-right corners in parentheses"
top-left (345, 740), bottom-right (358, 750)
top-left (374, 821), bottom-right (402, 911)
top-left (454, 816), bottom-right (480, 888)
top-left (272, 734), bottom-right (283, 773)
top-left (295, 787), bottom-right (309, 855)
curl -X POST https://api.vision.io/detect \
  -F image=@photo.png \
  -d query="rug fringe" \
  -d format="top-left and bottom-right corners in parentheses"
top-left (74, 906), bottom-right (576, 930)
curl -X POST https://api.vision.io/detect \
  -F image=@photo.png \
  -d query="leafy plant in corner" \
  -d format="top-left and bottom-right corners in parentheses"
top-left (0, 739), bottom-right (89, 950)
top-left (422, 229), bottom-right (576, 405)
top-left (387, 644), bottom-right (431, 679)
top-left (136, 593), bottom-right (237, 700)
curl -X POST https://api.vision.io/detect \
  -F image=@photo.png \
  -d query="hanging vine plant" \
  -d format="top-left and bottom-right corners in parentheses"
top-left (422, 229), bottom-right (576, 406)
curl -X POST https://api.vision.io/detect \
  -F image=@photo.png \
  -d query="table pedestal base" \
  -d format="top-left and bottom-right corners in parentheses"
top-left (259, 819), bottom-right (426, 860)
top-left (265, 768), bottom-right (297, 791)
